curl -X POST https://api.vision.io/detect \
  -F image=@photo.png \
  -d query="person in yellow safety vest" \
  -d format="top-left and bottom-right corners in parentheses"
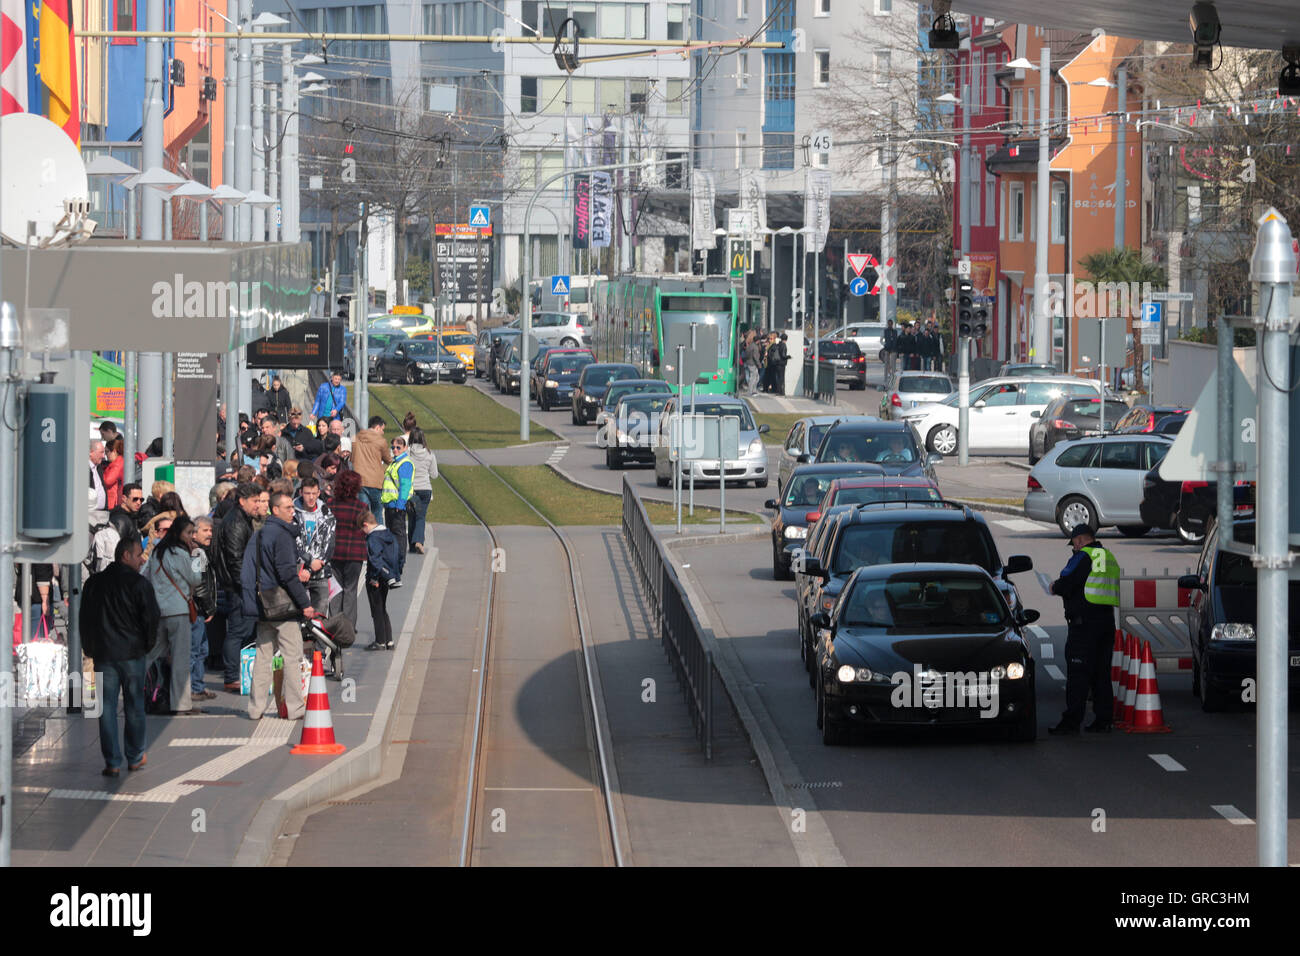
top-left (379, 436), bottom-right (414, 580)
top-left (1048, 524), bottom-right (1120, 735)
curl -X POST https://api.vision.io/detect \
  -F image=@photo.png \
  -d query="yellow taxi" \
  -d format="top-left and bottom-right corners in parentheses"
top-left (438, 327), bottom-right (477, 371)
top-left (380, 305), bottom-right (435, 337)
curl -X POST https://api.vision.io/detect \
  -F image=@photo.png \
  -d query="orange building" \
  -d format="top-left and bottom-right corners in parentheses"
top-left (986, 28), bottom-right (1142, 372)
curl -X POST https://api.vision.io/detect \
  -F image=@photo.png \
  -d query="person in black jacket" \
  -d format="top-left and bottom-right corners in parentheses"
top-left (108, 482), bottom-right (145, 544)
top-left (213, 482), bottom-right (265, 691)
top-left (241, 491), bottom-right (319, 719)
top-left (361, 508), bottom-right (400, 651)
top-left (882, 320), bottom-right (897, 377)
top-left (189, 517), bottom-right (219, 702)
top-left (81, 538), bottom-right (161, 777)
top-left (264, 376), bottom-right (294, 421)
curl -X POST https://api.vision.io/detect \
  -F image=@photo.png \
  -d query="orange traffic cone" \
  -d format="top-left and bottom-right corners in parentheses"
top-left (1127, 641), bottom-right (1173, 733)
top-left (1120, 633), bottom-right (1140, 727)
top-left (1112, 631), bottom-right (1131, 722)
top-left (291, 652), bottom-right (346, 756)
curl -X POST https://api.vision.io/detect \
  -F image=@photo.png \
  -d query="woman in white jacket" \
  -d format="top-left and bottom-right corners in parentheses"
top-left (405, 427), bottom-right (437, 554)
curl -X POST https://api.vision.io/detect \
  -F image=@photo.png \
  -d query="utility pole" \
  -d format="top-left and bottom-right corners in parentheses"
top-left (1114, 65), bottom-right (1127, 249)
top-left (1032, 42), bottom-right (1053, 368)
top-left (251, 24), bottom-right (266, 242)
top-left (0, 303), bottom-right (19, 867)
top-left (358, 204), bottom-right (370, 425)
top-left (235, 0), bottom-right (253, 419)
top-left (958, 83), bottom-right (972, 466)
top-left (1250, 208), bottom-right (1295, 867)
top-left (280, 44), bottom-right (300, 243)
top-left (138, 0), bottom-right (164, 455)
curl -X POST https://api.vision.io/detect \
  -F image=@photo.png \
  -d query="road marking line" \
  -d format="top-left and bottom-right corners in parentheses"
top-left (1149, 753), bottom-right (1186, 772)
top-left (993, 518), bottom-right (1048, 533)
top-left (1028, 624), bottom-right (1051, 643)
top-left (1044, 664), bottom-right (1066, 681)
top-left (1038, 643), bottom-right (1054, 659)
top-left (482, 787), bottom-right (593, 792)
top-left (1211, 804), bottom-right (1255, 825)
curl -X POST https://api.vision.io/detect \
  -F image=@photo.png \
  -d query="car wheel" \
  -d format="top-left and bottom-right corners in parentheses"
top-left (928, 424), bottom-right (958, 456)
top-left (1118, 525), bottom-right (1149, 538)
top-left (819, 687), bottom-right (848, 746)
top-left (606, 449), bottom-right (623, 470)
top-left (754, 477), bottom-right (769, 489)
top-left (405, 366), bottom-right (417, 385)
top-left (773, 542), bottom-right (792, 581)
top-left (1057, 496), bottom-right (1097, 536)
top-left (1199, 661), bottom-right (1226, 712)
top-left (1175, 511), bottom-right (1206, 546)
top-left (1191, 657), bottom-right (1202, 698)
top-left (655, 471), bottom-right (670, 488)
top-left (560, 336), bottom-right (579, 347)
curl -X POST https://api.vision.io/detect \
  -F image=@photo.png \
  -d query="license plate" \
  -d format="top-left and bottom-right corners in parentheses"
top-left (910, 401), bottom-right (918, 407)
top-left (1291, 656), bottom-right (1300, 667)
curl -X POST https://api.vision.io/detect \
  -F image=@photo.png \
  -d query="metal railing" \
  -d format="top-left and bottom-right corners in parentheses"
top-left (802, 358), bottom-right (837, 405)
top-left (621, 476), bottom-right (714, 758)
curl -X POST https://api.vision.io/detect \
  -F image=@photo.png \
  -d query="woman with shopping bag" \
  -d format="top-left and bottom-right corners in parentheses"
top-left (148, 516), bottom-right (203, 715)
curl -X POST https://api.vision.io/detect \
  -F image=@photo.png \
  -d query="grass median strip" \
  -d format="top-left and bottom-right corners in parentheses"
top-left (428, 464), bottom-right (758, 526)
top-left (394, 383), bottom-right (558, 447)
top-left (749, 411), bottom-right (805, 445)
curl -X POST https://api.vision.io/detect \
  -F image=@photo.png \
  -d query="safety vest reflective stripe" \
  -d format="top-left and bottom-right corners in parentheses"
top-left (1081, 546), bottom-right (1120, 606)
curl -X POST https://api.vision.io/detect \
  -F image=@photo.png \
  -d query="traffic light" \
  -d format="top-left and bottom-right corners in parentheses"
top-left (973, 300), bottom-right (989, 339)
top-left (957, 277), bottom-right (973, 337)
top-left (169, 58), bottom-right (185, 87)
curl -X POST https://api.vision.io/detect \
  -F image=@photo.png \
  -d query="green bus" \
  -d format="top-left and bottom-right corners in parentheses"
top-left (593, 275), bottom-right (738, 396)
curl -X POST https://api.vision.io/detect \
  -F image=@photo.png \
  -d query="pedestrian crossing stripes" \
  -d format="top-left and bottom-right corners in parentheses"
top-left (1211, 805), bottom-right (1255, 825)
top-left (546, 444), bottom-right (569, 465)
top-left (1149, 754), bottom-right (1186, 772)
top-left (992, 517), bottom-right (1053, 533)
top-left (1043, 664), bottom-right (1066, 682)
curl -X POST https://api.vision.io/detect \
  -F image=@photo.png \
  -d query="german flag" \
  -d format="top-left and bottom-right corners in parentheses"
top-left (38, 0), bottom-right (77, 146)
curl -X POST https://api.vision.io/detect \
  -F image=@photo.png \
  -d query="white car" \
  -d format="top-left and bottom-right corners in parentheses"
top-left (900, 376), bottom-right (1102, 455)
top-left (824, 322), bottom-right (886, 358)
top-left (653, 395), bottom-right (771, 488)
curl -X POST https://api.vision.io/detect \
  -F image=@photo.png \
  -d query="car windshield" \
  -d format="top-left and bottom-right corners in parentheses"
top-left (684, 402), bottom-right (756, 430)
top-left (842, 574), bottom-right (1008, 629)
top-left (784, 474), bottom-right (837, 507)
top-left (618, 395), bottom-right (668, 416)
top-left (832, 521), bottom-right (998, 575)
top-left (584, 366), bottom-right (635, 388)
top-left (441, 333), bottom-right (474, 346)
top-left (899, 375), bottom-right (951, 394)
top-left (606, 382), bottom-right (669, 407)
top-left (819, 431), bottom-right (919, 464)
top-left (404, 341), bottom-right (444, 357)
top-left (830, 485), bottom-right (942, 507)
top-left (368, 335), bottom-right (391, 349)
top-left (547, 355), bottom-right (593, 374)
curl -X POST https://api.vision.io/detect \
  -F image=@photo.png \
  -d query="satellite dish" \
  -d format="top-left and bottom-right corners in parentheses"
top-left (0, 113), bottom-right (89, 246)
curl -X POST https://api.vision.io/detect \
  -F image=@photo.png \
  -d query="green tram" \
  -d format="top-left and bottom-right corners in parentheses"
top-left (591, 275), bottom-right (739, 396)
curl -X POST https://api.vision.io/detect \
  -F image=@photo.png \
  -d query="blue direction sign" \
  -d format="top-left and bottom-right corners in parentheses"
top-left (849, 276), bottom-right (869, 297)
top-left (551, 274), bottom-right (571, 296)
top-left (469, 205), bottom-right (491, 228)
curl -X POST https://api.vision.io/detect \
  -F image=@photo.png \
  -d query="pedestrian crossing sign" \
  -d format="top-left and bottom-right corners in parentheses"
top-left (551, 275), bottom-right (571, 296)
top-left (469, 205), bottom-right (490, 228)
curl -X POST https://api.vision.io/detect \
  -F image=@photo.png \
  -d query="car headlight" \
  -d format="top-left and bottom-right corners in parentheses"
top-left (747, 438), bottom-right (764, 456)
top-left (990, 665), bottom-right (1006, 680)
top-left (1006, 662), bottom-right (1025, 680)
top-left (1211, 623), bottom-right (1255, 641)
top-left (820, 595), bottom-right (836, 611)
top-left (783, 525), bottom-right (807, 539)
top-left (837, 664), bottom-right (857, 683)
top-left (545, 379), bottom-right (558, 388)
top-left (417, 362), bottom-right (433, 370)
top-left (584, 394), bottom-right (598, 402)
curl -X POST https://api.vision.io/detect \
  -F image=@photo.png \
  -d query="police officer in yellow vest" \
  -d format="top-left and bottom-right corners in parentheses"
top-left (1048, 524), bottom-right (1120, 735)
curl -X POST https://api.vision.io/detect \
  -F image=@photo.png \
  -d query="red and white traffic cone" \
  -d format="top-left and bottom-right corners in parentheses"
top-left (291, 651), bottom-right (346, 756)
top-left (1110, 630), bottom-right (1126, 709)
top-left (1127, 640), bottom-right (1173, 734)
top-left (1119, 633), bottom-right (1140, 727)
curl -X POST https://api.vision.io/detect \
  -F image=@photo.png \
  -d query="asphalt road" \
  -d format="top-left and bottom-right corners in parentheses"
top-left (677, 517), bottom-right (1299, 865)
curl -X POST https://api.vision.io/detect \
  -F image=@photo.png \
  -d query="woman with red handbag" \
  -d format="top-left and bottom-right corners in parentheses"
top-left (149, 516), bottom-right (203, 715)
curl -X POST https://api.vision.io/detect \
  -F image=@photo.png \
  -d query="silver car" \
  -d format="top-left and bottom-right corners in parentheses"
top-left (825, 321), bottom-right (886, 358)
top-left (880, 370), bottom-right (953, 420)
top-left (654, 395), bottom-right (771, 488)
top-left (1023, 434), bottom-right (1173, 536)
top-left (775, 414), bottom-right (844, 494)
top-left (529, 311), bottom-right (591, 349)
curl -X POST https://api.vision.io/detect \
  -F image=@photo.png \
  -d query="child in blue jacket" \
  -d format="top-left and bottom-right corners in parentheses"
top-left (361, 509), bottom-right (401, 650)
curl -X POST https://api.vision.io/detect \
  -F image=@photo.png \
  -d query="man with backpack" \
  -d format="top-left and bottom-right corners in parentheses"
top-left (80, 538), bottom-right (160, 777)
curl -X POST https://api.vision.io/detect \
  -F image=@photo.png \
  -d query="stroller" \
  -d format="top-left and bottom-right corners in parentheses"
top-left (300, 614), bottom-right (357, 681)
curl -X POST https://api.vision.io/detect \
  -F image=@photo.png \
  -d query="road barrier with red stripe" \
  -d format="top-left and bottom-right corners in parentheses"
top-left (1118, 567), bottom-right (1195, 672)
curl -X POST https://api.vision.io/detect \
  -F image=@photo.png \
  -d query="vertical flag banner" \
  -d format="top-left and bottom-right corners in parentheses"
top-left (691, 168), bottom-right (716, 251)
top-left (1, 0), bottom-right (29, 113)
top-left (39, 0), bottom-right (78, 146)
top-left (573, 174), bottom-right (590, 251)
top-left (738, 168), bottom-right (767, 240)
top-left (590, 172), bottom-right (612, 248)
top-left (804, 169), bottom-right (832, 251)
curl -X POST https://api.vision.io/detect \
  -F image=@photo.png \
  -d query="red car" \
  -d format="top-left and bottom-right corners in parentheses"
top-left (807, 474), bottom-right (943, 525)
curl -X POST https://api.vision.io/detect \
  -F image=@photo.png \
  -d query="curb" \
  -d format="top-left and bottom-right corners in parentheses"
top-left (662, 527), bottom-right (768, 549)
top-left (948, 497), bottom-right (1027, 518)
top-left (233, 546), bottom-right (440, 867)
top-left (548, 461), bottom-right (769, 523)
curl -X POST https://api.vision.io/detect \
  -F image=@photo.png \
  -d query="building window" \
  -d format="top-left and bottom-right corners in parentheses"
top-left (1009, 182), bottom-right (1025, 240)
top-left (540, 77), bottom-right (566, 113)
top-left (738, 0), bottom-right (749, 18)
top-left (571, 2), bottom-right (597, 37)
top-left (572, 77), bottom-right (597, 113)
top-left (874, 0), bottom-right (891, 12)
top-left (986, 52), bottom-right (999, 106)
top-left (666, 151), bottom-right (686, 188)
top-left (1053, 83), bottom-right (1066, 124)
top-left (667, 3), bottom-right (685, 40)
top-left (815, 0), bottom-right (830, 16)
top-left (114, 0), bottom-right (137, 43)
top-left (521, 76), bottom-right (538, 113)
top-left (523, 150), bottom-right (565, 190)
top-left (603, 79), bottom-right (625, 111)
top-left (1011, 88), bottom-right (1023, 126)
top-left (736, 51), bottom-right (751, 89)
top-left (1027, 87), bottom-right (1036, 123)
top-left (629, 79), bottom-right (649, 114)
top-left (736, 128), bottom-right (748, 168)
top-left (762, 132), bottom-right (795, 169)
top-left (1028, 187), bottom-right (1036, 241)
top-left (814, 50), bottom-right (830, 87)
top-left (520, 1), bottom-right (552, 37)
top-left (874, 49), bottom-right (891, 86)
top-left (999, 180), bottom-right (1006, 240)
top-left (1051, 181), bottom-right (1067, 243)
top-left (664, 78), bottom-right (684, 114)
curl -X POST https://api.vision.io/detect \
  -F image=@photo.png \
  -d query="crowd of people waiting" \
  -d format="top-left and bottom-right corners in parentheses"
top-left (55, 372), bottom-right (439, 777)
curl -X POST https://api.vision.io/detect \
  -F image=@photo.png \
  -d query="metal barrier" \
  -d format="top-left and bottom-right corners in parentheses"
top-left (801, 358), bottom-right (837, 405)
top-left (1118, 567), bottom-right (1196, 671)
top-left (621, 476), bottom-right (714, 758)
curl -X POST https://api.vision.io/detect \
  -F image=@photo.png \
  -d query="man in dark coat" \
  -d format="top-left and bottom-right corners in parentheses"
top-left (241, 491), bottom-right (319, 720)
top-left (80, 538), bottom-right (161, 776)
top-left (213, 482), bottom-right (265, 691)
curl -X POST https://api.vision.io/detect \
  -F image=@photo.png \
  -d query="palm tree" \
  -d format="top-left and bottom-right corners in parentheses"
top-left (1076, 247), bottom-right (1167, 392)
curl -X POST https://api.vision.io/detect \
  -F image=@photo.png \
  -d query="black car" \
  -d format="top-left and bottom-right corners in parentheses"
top-left (571, 363), bottom-right (640, 425)
top-left (537, 350), bottom-right (595, 411)
top-left (1113, 404), bottom-right (1189, 435)
top-left (531, 347), bottom-right (593, 405)
top-left (810, 564), bottom-right (1039, 744)
top-left (812, 418), bottom-right (939, 481)
top-left (596, 379), bottom-right (673, 446)
top-left (604, 393), bottom-right (670, 469)
top-left (495, 342), bottom-right (525, 394)
top-left (764, 462), bottom-right (886, 580)
top-left (812, 340), bottom-right (867, 390)
top-left (484, 328), bottom-right (521, 383)
top-left (1140, 466), bottom-right (1255, 546)
top-left (1178, 520), bottom-right (1300, 711)
top-left (1028, 395), bottom-right (1130, 464)
top-left (375, 338), bottom-right (465, 384)
top-left (795, 501), bottom-right (1033, 670)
